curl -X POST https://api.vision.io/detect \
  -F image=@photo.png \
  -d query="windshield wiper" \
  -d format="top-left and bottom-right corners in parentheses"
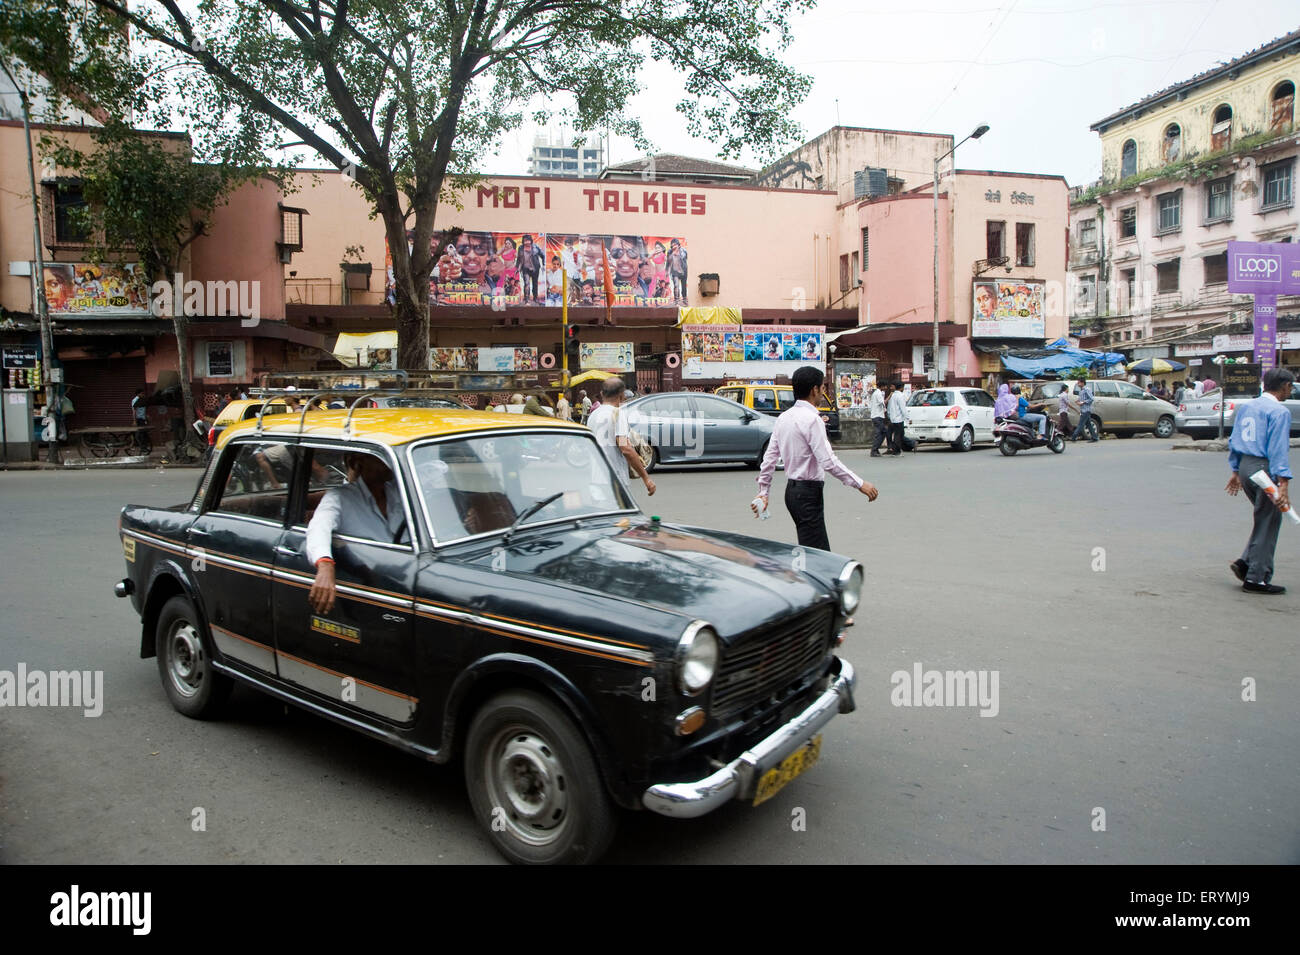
top-left (503, 491), bottom-right (565, 543)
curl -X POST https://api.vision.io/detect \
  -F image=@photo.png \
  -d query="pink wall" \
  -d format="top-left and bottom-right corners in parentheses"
top-left (857, 193), bottom-right (951, 327)
top-left (191, 175), bottom-right (286, 321)
top-left (283, 171), bottom-right (843, 312)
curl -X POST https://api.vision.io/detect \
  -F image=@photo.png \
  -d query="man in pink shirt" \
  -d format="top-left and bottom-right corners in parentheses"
top-left (753, 366), bottom-right (878, 550)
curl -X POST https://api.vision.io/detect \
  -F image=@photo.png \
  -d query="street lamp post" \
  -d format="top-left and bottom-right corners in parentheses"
top-left (932, 124), bottom-right (989, 385)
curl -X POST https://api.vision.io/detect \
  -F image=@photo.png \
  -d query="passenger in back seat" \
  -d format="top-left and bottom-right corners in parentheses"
top-left (305, 452), bottom-right (410, 613)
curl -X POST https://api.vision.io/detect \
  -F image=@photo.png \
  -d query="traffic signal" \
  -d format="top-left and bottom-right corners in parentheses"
top-left (565, 324), bottom-right (580, 358)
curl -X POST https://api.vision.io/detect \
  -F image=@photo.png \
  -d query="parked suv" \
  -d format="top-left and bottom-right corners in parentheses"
top-left (1029, 379), bottom-right (1177, 438)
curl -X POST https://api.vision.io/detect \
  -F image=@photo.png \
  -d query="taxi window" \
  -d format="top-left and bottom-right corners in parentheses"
top-left (752, 389), bottom-right (777, 411)
top-left (717, 388), bottom-right (743, 404)
top-left (412, 434), bottom-right (633, 542)
top-left (1092, 381), bottom-right (1119, 397)
top-left (211, 442), bottom-right (293, 522)
top-left (297, 447), bottom-right (411, 546)
top-left (777, 389), bottom-right (795, 411)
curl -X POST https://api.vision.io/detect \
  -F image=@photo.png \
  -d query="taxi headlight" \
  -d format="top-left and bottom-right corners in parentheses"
top-left (837, 562), bottom-right (863, 615)
top-left (676, 621), bottom-right (719, 696)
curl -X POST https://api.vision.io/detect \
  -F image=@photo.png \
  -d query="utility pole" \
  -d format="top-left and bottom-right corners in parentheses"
top-left (2, 58), bottom-right (60, 463)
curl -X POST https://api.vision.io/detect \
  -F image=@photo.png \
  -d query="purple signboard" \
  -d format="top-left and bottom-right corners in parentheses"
top-left (1254, 294), bottom-right (1278, 372)
top-left (1226, 241), bottom-right (1300, 295)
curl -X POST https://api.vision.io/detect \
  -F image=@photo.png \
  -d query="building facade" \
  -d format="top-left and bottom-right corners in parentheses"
top-left (527, 133), bottom-right (605, 179)
top-left (1069, 29), bottom-right (1300, 369)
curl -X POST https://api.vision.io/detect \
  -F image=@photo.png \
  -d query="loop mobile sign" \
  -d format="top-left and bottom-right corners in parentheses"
top-left (1226, 241), bottom-right (1300, 374)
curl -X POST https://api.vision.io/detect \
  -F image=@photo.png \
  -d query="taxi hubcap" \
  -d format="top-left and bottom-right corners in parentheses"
top-left (490, 729), bottom-right (569, 845)
top-left (168, 622), bottom-right (204, 697)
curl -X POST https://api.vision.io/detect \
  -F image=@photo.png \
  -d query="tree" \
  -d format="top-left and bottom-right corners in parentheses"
top-left (2, 2), bottom-right (277, 429)
top-left (69, 0), bottom-right (814, 369)
top-left (43, 122), bottom-right (269, 429)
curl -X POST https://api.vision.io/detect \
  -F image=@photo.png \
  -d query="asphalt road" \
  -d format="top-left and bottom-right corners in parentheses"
top-left (1, 438), bottom-right (1297, 864)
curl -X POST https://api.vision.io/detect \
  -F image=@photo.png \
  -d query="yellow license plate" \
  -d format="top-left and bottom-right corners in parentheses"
top-left (753, 735), bottom-right (822, 806)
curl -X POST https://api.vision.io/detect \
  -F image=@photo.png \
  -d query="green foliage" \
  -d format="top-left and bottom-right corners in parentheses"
top-left (1099, 124), bottom-right (1298, 196)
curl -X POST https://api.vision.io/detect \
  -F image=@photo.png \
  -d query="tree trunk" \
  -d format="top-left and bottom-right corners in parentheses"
top-left (171, 279), bottom-right (196, 429)
top-left (380, 193), bottom-right (431, 371)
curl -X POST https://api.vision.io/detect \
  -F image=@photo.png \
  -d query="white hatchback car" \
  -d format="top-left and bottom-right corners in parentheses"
top-left (904, 387), bottom-right (997, 451)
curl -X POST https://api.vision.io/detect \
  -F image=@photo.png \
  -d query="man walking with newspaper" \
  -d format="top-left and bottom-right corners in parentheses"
top-left (1225, 367), bottom-right (1295, 595)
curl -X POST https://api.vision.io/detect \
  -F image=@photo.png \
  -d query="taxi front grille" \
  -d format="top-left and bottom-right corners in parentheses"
top-left (711, 606), bottom-right (833, 720)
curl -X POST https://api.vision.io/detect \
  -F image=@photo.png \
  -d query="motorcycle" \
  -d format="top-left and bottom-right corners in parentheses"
top-left (994, 410), bottom-right (1065, 456)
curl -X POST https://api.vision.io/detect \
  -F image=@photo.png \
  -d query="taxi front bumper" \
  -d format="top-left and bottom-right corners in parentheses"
top-left (641, 659), bottom-right (856, 819)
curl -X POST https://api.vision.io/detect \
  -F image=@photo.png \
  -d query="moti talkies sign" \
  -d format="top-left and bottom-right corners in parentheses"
top-left (1226, 241), bottom-right (1300, 294)
top-left (476, 184), bottom-right (707, 216)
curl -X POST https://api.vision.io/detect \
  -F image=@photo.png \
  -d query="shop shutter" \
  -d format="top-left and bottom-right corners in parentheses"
top-left (62, 357), bottom-right (146, 429)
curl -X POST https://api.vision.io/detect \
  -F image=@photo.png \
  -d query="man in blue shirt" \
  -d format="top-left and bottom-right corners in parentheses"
top-left (1226, 367), bottom-right (1295, 594)
top-left (1069, 378), bottom-right (1097, 442)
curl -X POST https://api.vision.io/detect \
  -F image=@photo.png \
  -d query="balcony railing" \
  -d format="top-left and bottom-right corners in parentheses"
top-left (285, 278), bottom-right (386, 307)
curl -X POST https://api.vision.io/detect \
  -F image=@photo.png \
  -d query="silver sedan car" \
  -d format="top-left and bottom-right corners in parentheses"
top-left (623, 392), bottom-right (776, 471)
top-left (1175, 381), bottom-right (1300, 439)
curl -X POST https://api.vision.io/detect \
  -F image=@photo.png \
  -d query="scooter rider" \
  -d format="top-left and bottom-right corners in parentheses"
top-left (1016, 386), bottom-right (1048, 438)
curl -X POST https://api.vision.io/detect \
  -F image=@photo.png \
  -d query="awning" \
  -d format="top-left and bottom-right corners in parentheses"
top-left (333, 330), bottom-right (397, 366)
top-left (568, 369), bottom-right (616, 386)
top-left (676, 306), bottom-right (742, 326)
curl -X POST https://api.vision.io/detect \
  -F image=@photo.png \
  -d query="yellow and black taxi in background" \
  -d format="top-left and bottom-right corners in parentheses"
top-left (115, 404), bottom-right (861, 864)
top-left (715, 381), bottom-right (841, 440)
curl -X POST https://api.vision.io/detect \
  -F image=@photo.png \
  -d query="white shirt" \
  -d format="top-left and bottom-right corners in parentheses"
top-left (1193, 381), bottom-right (1205, 397)
top-left (586, 403), bottom-right (629, 477)
top-left (868, 388), bottom-right (885, 418)
top-left (557, 396), bottom-right (572, 421)
top-left (886, 391), bottom-right (907, 423)
top-left (305, 478), bottom-right (409, 565)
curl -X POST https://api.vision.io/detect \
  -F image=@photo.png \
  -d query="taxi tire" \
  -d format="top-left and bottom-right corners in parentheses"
top-left (466, 690), bottom-right (616, 865)
top-left (155, 595), bottom-right (232, 720)
top-left (1155, 415), bottom-right (1175, 438)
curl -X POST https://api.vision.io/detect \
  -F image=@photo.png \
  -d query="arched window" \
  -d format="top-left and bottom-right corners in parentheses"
top-left (1272, 81), bottom-right (1295, 132)
top-left (1121, 139), bottom-right (1137, 179)
top-left (1163, 123), bottom-right (1181, 163)
top-left (1211, 104), bottom-right (1232, 149)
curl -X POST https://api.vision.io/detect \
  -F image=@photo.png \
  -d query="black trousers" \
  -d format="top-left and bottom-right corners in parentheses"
top-left (871, 416), bottom-right (888, 452)
top-left (888, 421), bottom-right (904, 452)
top-left (785, 479), bottom-right (830, 551)
top-left (522, 268), bottom-right (540, 300)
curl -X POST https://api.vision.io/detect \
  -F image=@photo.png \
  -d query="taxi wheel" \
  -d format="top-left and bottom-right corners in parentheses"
top-left (156, 595), bottom-right (231, 719)
top-left (466, 690), bottom-right (616, 865)
top-left (1155, 415), bottom-right (1175, 438)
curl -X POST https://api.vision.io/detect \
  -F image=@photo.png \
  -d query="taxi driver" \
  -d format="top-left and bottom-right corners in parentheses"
top-left (306, 451), bottom-right (410, 613)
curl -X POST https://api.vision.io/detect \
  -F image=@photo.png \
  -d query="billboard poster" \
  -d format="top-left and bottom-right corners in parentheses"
top-left (833, 359), bottom-right (878, 411)
top-left (476, 346), bottom-right (538, 371)
top-left (580, 342), bottom-right (634, 372)
top-left (1254, 294), bottom-right (1277, 372)
top-left (972, 280), bottom-right (1045, 339)
top-left (42, 262), bottom-right (152, 317)
top-left (681, 324), bottom-right (824, 379)
top-left (385, 232), bottom-right (686, 308)
top-left (430, 347), bottom-right (478, 371)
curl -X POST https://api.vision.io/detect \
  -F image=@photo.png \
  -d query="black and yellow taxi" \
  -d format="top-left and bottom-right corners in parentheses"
top-left (715, 381), bottom-right (841, 440)
top-left (115, 402), bottom-right (861, 864)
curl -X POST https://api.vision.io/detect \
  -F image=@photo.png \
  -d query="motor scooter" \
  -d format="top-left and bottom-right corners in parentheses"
top-left (994, 410), bottom-right (1065, 456)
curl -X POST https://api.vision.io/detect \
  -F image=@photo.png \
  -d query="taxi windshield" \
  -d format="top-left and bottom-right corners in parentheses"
top-left (411, 432), bottom-right (635, 542)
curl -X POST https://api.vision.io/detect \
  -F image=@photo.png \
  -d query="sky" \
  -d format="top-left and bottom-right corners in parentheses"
top-left (484, 0), bottom-right (1300, 188)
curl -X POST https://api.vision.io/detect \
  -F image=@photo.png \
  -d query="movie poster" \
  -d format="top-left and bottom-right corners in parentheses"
top-left (681, 324), bottom-right (825, 378)
top-left (385, 232), bottom-right (686, 308)
top-left (972, 280), bottom-right (1045, 339)
top-left (42, 262), bottom-right (152, 317)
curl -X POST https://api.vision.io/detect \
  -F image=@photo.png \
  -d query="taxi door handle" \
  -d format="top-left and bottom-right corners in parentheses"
top-left (275, 545), bottom-right (298, 556)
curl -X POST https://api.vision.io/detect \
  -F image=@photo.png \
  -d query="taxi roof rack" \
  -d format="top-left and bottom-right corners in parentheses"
top-left (248, 370), bottom-right (559, 438)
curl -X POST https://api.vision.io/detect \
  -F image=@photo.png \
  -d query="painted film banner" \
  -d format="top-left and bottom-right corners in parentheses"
top-left (680, 324), bottom-right (824, 379)
top-left (580, 342), bottom-right (634, 372)
top-left (972, 280), bottom-right (1045, 339)
top-left (42, 262), bottom-right (152, 317)
top-left (385, 232), bottom-right (686, 308)
top-left (429, 346), bottom-right (538, 372)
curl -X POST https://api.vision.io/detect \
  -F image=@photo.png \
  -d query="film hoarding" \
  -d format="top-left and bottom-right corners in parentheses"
top-left (681, 324), bottom-right (824, 379)
top-left (972, 280), bottom-right (1045, 339)
top-left (41, 263), bottom-right (152, 317)
top-left (386, 232), bottom-right (687, 308)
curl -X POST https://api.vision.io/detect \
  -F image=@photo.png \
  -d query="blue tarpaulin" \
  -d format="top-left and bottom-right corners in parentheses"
top-left (1000, 339), bottom-right (1125, 377)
